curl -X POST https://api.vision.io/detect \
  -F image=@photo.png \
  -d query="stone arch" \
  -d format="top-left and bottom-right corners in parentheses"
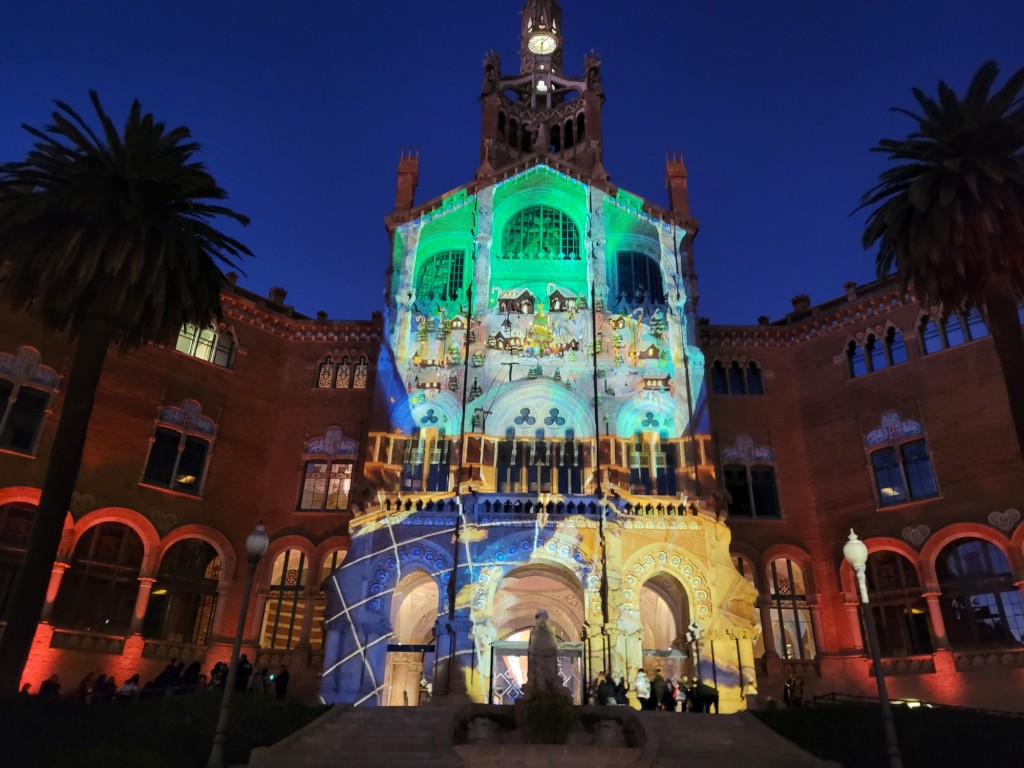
top-left (761, 543), bottom-right (817, 596)
top-left (1010, 521), bottom-right (1024, 573)
top-left (365, 536), bottom-right (452, 617)
top-left (259, 534), bottom-right (316, 586)
top-left (157, 524), bottom-right (236, 583)
top-left (637, 570), bottom-right (691, 649)
top-left (484, 378), bottom-right (596, 438)
top-left (0, 486), bottom-right (76, 556)
top-left (837, 536), bottom-right (920, 596)
top-left (920, 522), bottom-right (1012, 587)
top-left (390, 568), bottom-right (442, 644)
top-left (619, 543), bottom-right (709, 623)
top-left (314, 537), bottom-right (350, 579)
top-left (71, 508), bottom-right (161, 574)
top-left (729, 542), bottom-right (763, 590)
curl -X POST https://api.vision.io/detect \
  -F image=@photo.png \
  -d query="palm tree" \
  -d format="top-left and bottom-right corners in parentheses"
top-left (859, 61), bottom-right (1024, 460)
top-left (0, 92), bottom-right (251, 693)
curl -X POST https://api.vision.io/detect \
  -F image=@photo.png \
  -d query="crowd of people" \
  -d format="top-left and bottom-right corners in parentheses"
top-left (589, 668), bottom-right (720, 713)
top-left (21, 655), bottom-right (291, 703)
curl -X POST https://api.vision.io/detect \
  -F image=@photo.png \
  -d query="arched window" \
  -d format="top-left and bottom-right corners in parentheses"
top-left (175, 324), bottom-right (236, 368)
top-left (401, 429), bottom-right (452, 493)
top-left (557, 429), bottom-right (583, 495)
top-left (919, 315), bottom-right (942, 354)
top-left (508, 119), bottom-right (518, 147)
top-left (143, 539), bottom-right (221, 644)
top-left (261, 549), bottom-right (309, 650)
top-left (416, 250), bottom-right (466, 302)
top-left (299, 428), bottom-right (357, 511)
top-left (768, 558), bottom-right (816, 660)
top-left (746, 362), bottom-right (765, 395)
top-left (710, 361), bottom-right (728, 395)
top-left (943, 313), bottom-right (966, 347)
top-left (52, 523), bottom-right (144, 635)
top-left (316, 354), bottom-right (354, 389)
top-left (576, 112), bottom-right (585, 141)
top-left (563, 118), bottom-right (574, 148)
top-left (727, 361), bottom-right (747, 394)
top-left (885, 327), bottom-right (908, 365)
top-left (0, 504), bottom-right (34, 617)
top-left (353, 356), bottom-right (369, 389)
top-left (501, 206), bottom-right (580, 260)
top-left (142, 401), bottom-right (216, 496)
top-left (497, 111), bottom-right (506, 137)
top-left (846, 340), bottom-right (868, 378)
top-left (312, 549), bottom-right (348, 651)
top-left (937, 539), bottom-right (1024, 648)
top-left (616, 251), bottom-right (666, 304)
top-left (965, 308), bottom-right (988, 340)
top-left (865, 551), bottom-right (932, 656)
top-left (866, 333), bottom-right (887, 372)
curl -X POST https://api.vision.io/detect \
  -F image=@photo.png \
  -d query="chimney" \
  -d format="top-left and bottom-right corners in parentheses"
top-left (790, 294), bottom-right (811, 318)
top-left (394, 149), bottom-right (420, 213)
top-left (665, 152), bottom-right (690, 216)
top-left (268, 286), bottom-right (288, 304)
top-left (844, 281), bottom-right (858, 301)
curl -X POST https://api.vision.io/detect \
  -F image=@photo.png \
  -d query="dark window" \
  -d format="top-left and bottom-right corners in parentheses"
top-left (143, 539), bottom-right (221, 643)
top-left (501, 206), bottom-right (580, 260)
top-left (871, 439), bottom-right (937, 507)
top-left (727, 362), bottom-right (747, 394)
top-left (142, 427), bottom-right (210, 495)
top-left (0, 504), bottom-right (34, 617)
top-left (629, 435), bottom-right (653, 494)
top-left (919, 316), bottom-right (942, 354)
top-left (866, 551), bottom-right (933, 657)
top-left (725, 464), bottom-right (780, 518)
top-left (847, 340), bottom-right (868, 378)
top-left (616, 251), bottom-right (666, 304)
top-left (710, 361), bottom-right (728, 395)
top-left (937, 539), bottom-right (1024, 648)
top-left (866, 334), bottom-right (887, 372)
top-left (0, 383), bottom-right (48, 452)
top-left (746, 362), bottom-right (765, 395)
top-left (557, 432), bottom-right (583, 494)
top-left (965, 308), bottom-right (988, 340)
top-left (943, 314), bottom-right (966, 347)
top-left (527, 433), bottom-right (552, 493)
top-left (299, 460), bottom-right (353, 511)
top-left (51, 523), bottom-right (144, 635)
top-left (416, 250), bottom-right (466, 302)
top-left (885, 327), bottom-right (908, 365)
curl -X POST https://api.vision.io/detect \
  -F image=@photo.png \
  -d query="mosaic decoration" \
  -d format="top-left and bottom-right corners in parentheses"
top-left (157, 399), bottom-right (216, 436)
top-left (901, 525), bottom-right (931, 547)
top-left (304, 427), bottom-right (358, 457)
top-left (720, 433), bottom-right (773, 464)
top-left (988, 508), bottom-right (1021, 532)
top-left (865, 410), bottom-right (924, 447)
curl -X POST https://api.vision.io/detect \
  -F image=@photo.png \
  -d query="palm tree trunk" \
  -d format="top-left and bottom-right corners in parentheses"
top-left (983, 279), bottom-right (1024, 465)
top-left (0, 316), bottom-right (111, 695)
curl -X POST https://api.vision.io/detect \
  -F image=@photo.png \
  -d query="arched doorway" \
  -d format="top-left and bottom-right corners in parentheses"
top-left (143, 538), bottom-right (221, 644)
top-left (639, 573), bottom-right (691, 688)
top-left (385, 570), bottom-right (439, 706)
top-left (488, 563), bottom-right (585, 703)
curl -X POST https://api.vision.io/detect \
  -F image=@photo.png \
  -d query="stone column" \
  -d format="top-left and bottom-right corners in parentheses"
top-left (39, 562), bottom-right (69, 622)
top-left (298, 585), bottom-right (317, 647)
top-left (756, 594), bottom-right (778, 658)
top-left (129, 576), bottom-right (156, 635)
top-left (737, 635), bottom-right (756, 691)
top-left (922, 591), bottom-right (950, 650)
top-left (209, 580), bottom-right (232, 643)
top-left (808, 599), bottom-right (824, 656)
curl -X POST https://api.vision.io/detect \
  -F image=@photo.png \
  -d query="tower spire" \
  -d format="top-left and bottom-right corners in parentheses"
top-left (520, 0), bottom-right (563, 74)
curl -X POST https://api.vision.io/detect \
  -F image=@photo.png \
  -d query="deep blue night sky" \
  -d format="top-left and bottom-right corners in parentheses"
top-left (2, 1), bottom-right (1021, 324)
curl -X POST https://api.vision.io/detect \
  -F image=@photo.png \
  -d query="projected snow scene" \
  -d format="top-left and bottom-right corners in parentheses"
top-left (319, 1), bottom-right (758, 713)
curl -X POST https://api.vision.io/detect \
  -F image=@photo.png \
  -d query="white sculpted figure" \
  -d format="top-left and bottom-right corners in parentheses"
top-left (526, 609), bottom-right (560, 693)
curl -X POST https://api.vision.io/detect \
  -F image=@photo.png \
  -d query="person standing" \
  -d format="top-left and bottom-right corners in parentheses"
top-left (634, 670), bottom-right (651, 710)
top-left (235, 654), bottom-right (253, 692)
top-left (274, 665), bottom-right (290, 698)
top-left (651, 669), bottom-right (668, 711)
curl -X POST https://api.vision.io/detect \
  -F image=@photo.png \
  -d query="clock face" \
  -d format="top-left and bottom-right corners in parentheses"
top-left (528, 33), bottom-right (557, 56)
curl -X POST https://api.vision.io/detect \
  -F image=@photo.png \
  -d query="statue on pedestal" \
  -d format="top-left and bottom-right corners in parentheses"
top-left (526, 609), bottom-right (563, 694)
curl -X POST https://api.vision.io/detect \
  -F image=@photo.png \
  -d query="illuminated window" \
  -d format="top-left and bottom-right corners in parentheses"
top-left (401, 430), bottom-right (452, 493)
top-left (870, 439), bottom-right (937, 507)
top-left (261, 549), bottom-right (308, 650)
top-left (51, 522), bottom-right (144, 635)
top-left (629, 434), bottom-right (678, 496)
top-left (143, 539), bottom-right (221, 644)
top-left (616, 251), bottom-right (665, 304)
top-left (557, 430), bottom-right (583, 494)
top-left (175, 324), bottom-right (236, 368)
top-left (501, 206), bottom-right (580, 260)
top-left (299, 460), bottom-right (353, 511)
top-left (0, 504), bottom-right (34, 617)
top-left (724, 463), bottom-right (780, 518)
top-left (937, 539), bottom-right (1024, 648)
top-left (768, 558), bottom-right (816, 660)
top-left (865, 551), bottom-right (932, 657)
top-left (353, 356), bottom-right (369, 389)
top-left (416, 250), bottom-right (466, 302)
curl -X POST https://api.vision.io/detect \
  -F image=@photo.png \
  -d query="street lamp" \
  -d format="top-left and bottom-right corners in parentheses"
top-left (843, 529), bottom-right (903, 768)
top-left (206, 523), bottom-right (270, 768)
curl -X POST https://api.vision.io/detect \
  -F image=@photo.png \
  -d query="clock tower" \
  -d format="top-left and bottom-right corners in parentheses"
top-left (479, 0), bottom-right (607, 182)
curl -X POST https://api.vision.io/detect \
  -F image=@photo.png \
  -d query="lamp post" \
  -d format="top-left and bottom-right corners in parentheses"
top-left (843, 529), bottom-right (903, 768)
top-left (206, 523), bottom-right (270, 768)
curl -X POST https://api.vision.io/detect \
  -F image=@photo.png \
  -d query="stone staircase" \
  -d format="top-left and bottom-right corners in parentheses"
top-left (249, 704), bottom-right (835, 767)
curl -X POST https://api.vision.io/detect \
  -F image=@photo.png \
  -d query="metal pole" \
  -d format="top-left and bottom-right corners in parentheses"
top-left (854, 566), bottom-right (904, 768)
top-left (206, 554), bottom-right (259, 768)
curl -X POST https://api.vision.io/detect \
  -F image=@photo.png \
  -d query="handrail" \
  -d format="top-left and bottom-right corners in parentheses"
top-left (806, 691), bottom-right (1024, 719)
